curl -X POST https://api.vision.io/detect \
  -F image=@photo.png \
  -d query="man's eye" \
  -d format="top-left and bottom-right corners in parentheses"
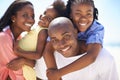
top-left (75, 13), bottom-right (81, 16)
top-left (64, 35), bottom-right (71, 41)
top-left (51, 39), bottom-right (58, 44)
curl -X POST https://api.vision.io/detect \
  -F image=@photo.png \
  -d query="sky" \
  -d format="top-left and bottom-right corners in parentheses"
top-left (0, 0), bottom-right (120, 46)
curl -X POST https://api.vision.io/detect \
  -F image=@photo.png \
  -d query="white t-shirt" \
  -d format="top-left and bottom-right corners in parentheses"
top-left (35, 48), bottom-right (119, 80)
top-left (35, 57), bottom-right (47, 79)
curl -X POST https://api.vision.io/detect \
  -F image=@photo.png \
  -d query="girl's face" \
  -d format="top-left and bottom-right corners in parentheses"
top-left (49, 24), bottom-right (78, 57)
top-left (38, 6), bottom-right (58, 28)
top-left (12, 4), bottom-right (35, 32)
top-left (70, 3), bottom-right (94, 32)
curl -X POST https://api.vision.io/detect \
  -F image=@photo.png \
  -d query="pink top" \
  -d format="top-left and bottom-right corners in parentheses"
top-left (0, 26), bottom-right (25, 80)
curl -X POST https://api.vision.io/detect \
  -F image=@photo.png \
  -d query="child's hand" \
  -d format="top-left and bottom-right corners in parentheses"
top-left (47, 68), bottom-right (62, 80)
top-left (7, 57), bottom-right (25, 71)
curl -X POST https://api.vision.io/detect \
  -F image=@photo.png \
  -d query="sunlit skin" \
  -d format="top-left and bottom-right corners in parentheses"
top-left (70, 3), bottom-right (94, 32)
top-left (7, 4), bottom-right (35, 70)
top-left (8, 4), bottom-right (60, 80)
top-left (38, 6), bottom-right (58, 28)
top-left (12, 5), bottom-right (60, 60)
top-left (49, 19), bottom-right (79, 57)
top-left (44, 2), bottom-right (102, 80)
top-left (45, 17), bottom-right (87, 80)
top-left (11, 4), bottom-right (35, 39)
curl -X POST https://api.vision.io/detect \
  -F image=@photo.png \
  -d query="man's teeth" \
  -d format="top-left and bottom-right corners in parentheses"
top-left (25, 23), bottom-right (32, 27)
top-left (61, 47), bottom-right (70, 52)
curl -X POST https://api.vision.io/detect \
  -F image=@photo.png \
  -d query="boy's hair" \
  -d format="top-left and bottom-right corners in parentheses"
top-left (65, 0), bottom-right (98, 20)
top-left (52, 0), bottom-right (66, 17)
top-left (0, 0), bottom-right (33, 31)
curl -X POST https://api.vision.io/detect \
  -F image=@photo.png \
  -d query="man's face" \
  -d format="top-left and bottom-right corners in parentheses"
top-left (49, 23), bottom-right (78, 57)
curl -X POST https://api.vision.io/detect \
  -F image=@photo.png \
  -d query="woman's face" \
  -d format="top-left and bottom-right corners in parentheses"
top-left (12, 4), bottom-right (35, 32)
top-left (49, 24), bottom-right (78, 57)
top-left (70, 3), bottom-right (94, 32)
top-left (38, 6), bottom-right (58, 28)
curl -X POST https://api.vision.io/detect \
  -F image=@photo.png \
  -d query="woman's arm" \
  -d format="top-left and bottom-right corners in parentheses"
top-left (7, 57), bottom-right (35, 71)
top-left (14, 29), bottom-right (48, 60)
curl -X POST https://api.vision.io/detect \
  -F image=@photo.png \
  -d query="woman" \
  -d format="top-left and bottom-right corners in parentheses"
top-left (0, 0), bottom-right (35, 80)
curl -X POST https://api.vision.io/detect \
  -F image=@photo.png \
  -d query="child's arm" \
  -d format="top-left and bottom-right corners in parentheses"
top-left (14, 29), bottom-right (48, 60)
top-left (56, 26), bottom-right (104, 76)
top-left (43, 42), bottom-right (62, 80)
top-left (58, 43), bottom-right (102, 77)
top-left (43, 42), bottom-right (57, 69)
top-left (43, 40), bottom-right (87, 80)
top-left (45, 43), bottom-right (101, 79)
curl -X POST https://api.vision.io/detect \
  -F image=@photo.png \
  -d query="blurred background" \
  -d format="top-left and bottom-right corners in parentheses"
top-left (0, 0), bottom-right (120, 77)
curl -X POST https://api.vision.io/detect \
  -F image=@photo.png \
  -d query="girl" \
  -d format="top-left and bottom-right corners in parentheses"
top-left (13, 0), bottom-right (66, 80)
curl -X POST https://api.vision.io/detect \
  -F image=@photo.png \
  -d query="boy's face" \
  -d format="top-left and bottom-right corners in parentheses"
top-left (49, 22), bottom-right (78, 57)
top-left (38, 6), bottom-right (58, 27)
top-left (70, 3), bottom-right (94, 32)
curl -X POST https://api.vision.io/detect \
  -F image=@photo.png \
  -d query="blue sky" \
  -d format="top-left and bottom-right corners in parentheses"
top-left (0, 0), bottom-right (120, 46)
